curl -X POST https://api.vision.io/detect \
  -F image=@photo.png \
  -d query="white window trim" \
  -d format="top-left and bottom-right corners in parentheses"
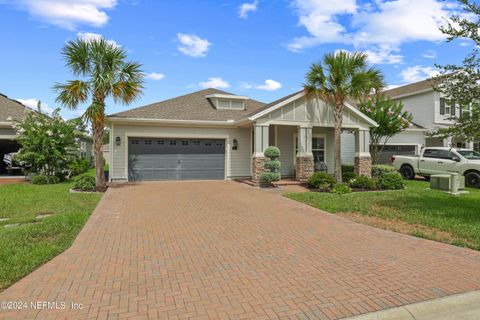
top-left (292, 133), bottom-right (327, 165)
top-left (215, 98), bottom-right (245, 110)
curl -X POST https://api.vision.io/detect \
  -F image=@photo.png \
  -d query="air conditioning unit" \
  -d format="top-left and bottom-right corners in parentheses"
top-left (430, 174), bottom-right (465, 193)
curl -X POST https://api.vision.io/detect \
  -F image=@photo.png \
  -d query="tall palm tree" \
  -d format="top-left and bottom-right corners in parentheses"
top-left (304, 51), bottom-right (384, 182)
top-left (54, 38), bottom-right (144, 191)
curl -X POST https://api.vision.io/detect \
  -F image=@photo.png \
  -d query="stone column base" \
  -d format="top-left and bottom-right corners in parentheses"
top-left (252, 157), bottom-right (265, 183)
top-left (295, 156), bottom-right (314, 182)
top-left (354, 156), bottom-right (372, 177)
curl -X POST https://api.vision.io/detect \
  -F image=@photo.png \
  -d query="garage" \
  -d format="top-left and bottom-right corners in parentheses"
top-left (375, 145), bottom-right (417, 164)
top-left (128, 137), bottom-right (225, 181)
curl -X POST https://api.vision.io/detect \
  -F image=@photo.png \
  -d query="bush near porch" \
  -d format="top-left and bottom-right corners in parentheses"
top-left (286, 179), bottom-right (480, 250)
top-left (0, 169), bottom-right (101, 291)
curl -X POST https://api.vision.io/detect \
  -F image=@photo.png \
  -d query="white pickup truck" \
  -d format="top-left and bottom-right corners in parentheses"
top-left (392, 147), bottom-right (480, 188)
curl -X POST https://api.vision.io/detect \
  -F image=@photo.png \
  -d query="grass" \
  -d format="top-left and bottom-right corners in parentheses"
top-left (0, 169), bottom-right (102, 291)
top-left (285, 179), bottom-right (480, 250)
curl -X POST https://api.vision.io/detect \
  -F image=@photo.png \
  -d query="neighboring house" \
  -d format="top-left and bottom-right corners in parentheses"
top-left (76, 134), bottom-right (94, 161)
top-left (107, 88), bottom-right (377, 182)
top-left (0, 93), bottom-right (30, 174)
top-left (342, 79), bottom-right (480, 164)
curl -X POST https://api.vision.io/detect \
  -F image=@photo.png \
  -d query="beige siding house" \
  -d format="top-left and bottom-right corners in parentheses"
top-left (107, 88), bottom-right (376, 182)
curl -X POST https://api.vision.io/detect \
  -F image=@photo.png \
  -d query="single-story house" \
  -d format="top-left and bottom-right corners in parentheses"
top-left (107, 88), bottom-right (377, 182)
top-left (0, 93), bottom-right (29, 174)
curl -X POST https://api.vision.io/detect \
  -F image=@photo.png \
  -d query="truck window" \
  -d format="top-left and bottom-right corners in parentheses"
top-left (423, 149), bottom-right (440, 158)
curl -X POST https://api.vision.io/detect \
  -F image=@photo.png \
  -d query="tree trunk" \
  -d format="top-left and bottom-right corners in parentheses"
top-left (333, 101), bottom-right (343, 183)
top-left (92, 117), bottom-right (106, 192)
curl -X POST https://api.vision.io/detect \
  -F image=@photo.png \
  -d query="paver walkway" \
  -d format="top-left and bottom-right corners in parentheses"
top-left (0, 181), bottom-right (479, 320)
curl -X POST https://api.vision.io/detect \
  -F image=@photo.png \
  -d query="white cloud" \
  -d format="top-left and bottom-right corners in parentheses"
top-left (255, 79), bottom-right (282, 91)
top-left (16, 98), bottom-right (54, 114)
top-left (145, 72), bottom-right (165, 81)
top-left (177, 33), bottom-right (211, 58)
top-left (77, 32), bottom-right (119, 47)
top-left (13, 0), bottom-right (117, 30)
top-left (288, 0), bottom-right (455, 63)
top-left (239, 0), bottom-right (258, 19)
top-left (422, 50), bottom-right (437, 59)
top-left (198, 77), bottom-right (230, 89)
top-left (400, 65), bottom-right (440, 83)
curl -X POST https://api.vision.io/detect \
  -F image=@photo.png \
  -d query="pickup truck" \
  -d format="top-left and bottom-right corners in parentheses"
top-left (392, 147), bottom-right (480, 188)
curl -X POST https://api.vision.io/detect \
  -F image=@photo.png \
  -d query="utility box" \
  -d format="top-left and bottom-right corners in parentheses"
top-left (430, 174), bottom-right (465, 194)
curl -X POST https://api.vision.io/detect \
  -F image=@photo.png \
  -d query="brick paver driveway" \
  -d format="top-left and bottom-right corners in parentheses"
top-left (1, 181), bottom-right (480, 320)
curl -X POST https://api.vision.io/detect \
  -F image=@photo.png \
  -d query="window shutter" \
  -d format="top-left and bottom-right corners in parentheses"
top-left (451, 100), bottom-right (456, 116)
top-left (440, 98), bottom-right (445, 115)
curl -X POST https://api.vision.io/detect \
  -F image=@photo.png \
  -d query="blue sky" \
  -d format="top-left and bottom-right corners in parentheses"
top-left (0, 0), bottom-right (471, 119)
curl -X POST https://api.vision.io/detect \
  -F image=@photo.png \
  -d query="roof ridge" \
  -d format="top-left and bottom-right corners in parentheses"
top-left (109, 88), bottom-right (234, 117)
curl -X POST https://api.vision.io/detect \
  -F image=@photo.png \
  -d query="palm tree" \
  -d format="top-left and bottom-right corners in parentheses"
top-left (54, 38), bottom-right (144, 191)
top-left (304, 51), bottom-right (384, 182)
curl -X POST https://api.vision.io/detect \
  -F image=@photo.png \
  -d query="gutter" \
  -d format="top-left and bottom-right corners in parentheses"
top-left (107, 117), bottom-right (244, 126)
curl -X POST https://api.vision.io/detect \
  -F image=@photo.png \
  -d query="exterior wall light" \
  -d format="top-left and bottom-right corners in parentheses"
top-left (232, 139), bottom-right (238, 150)
top-left (115, 136), bottom-right (121, 146)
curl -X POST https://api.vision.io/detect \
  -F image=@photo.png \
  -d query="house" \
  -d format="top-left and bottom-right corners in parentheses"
top-left (102, 143), bottom-right (110, 164)
top-left (341, 79), bottom-right (480, 165)
top-left (107, 88), bottom-right (377, 182)
top-left (0, 93), bottom-right (29, 174)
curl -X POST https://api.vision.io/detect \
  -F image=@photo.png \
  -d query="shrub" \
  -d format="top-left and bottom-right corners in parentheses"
top-left (372, 165), bottom-right (396, 178)
top-left (261, 146), bottom-right (281, 185)
top-left (69, 158), bottom-right (91, 176)
top-left (31, 175), bottom-right (49, 185)
top-left (350, 175), bottom-right (377, 190)
top-left (54, 171), bottom-right (67, 182)
top-left (377, 172), bottom-right (405, 190)
top-left (264, 146), bottom-right (280, 158)
top-left (342, 172), bottom-right (357, 183)
top-left (332, 183), bottom-right (352, 194)
top-left (46, 176), bottom-right (60, 184)
top-left (73, 174), bottom-right (96, 191)
top-left (308, 172), bottom-right (336, 189)
top-left (260, 172), bottom-right (281, 183)
top-left (342, 164), bottom-right (354, 173)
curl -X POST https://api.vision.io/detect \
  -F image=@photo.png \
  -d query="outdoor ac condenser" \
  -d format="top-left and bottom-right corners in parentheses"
top-left (430, 174), bottom-right (465, 193)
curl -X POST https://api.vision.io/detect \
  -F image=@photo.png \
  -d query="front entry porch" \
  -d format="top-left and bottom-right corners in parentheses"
top-left (251, 124), bottom-right (372, 183)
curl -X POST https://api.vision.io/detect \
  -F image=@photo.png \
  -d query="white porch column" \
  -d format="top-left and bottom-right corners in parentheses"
top-left (252, 124), bottom-right (269, 182)
top-left (466, 141), bottom-right (474, 150)
top-left (354, 129), bottom-right (372, 177)
top-left (443, 137), bottom-right (452, 148)
top-left (295, 125), bottom-right (314, 181)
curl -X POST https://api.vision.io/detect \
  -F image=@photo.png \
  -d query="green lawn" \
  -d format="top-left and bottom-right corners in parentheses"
top-left (285, 180), bottom-right (480, 250)
top-left (0, 171), bottom-right (102, 291)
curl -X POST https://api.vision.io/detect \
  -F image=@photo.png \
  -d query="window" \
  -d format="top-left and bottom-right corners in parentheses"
top-left (169, 140), bottom-right (177, 145)
top-left (424, 149), bottom-right (454, 159)
top-left (456, 142), bottom-right (466, 149)
top-left (131, 140), bottom-right (139, 145)
top-left (474, 142), bottom-right (480, 152)
top-left (157, 140), bottom-right (164, 145)
top-left (295, 136), bottom-right (326, 166)
top-left (450, 100), bottom-right (456, 116)
top-left (439, 98), bottom-right (456, 116)
top-left (205, 142), bottom-right (212, 146)
top-left (215, 99), bottom-right (245, 110)
top-left (193, 140), bottom-right (200, 146)
top-left (423, 149), bottom-right (440, 158)
top-left (144, 140), bottom-right (152, 145)
top-left (182, 141), bottom-right (189, 146)
top-left (440, 98), bottom-right (445, 115)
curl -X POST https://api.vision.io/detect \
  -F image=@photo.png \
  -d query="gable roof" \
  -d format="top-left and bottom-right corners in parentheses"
top-left (108, 88), bottom-right (266, 122)
top-left (0, 93), bottom-right (31, 122)
top-left (384, 79), bottom-right (434, 98)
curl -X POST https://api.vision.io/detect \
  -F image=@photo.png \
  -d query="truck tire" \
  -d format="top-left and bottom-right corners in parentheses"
top-left (465, 171), bottom-right (480, 188)
top-left (400, 165), bottom-right (415, 180)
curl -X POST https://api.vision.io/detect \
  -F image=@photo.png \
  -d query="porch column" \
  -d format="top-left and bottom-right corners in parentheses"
top-left (354, 129), bottom-right (372, 177)
top-left (295, 125), bottom-right (314, 182)
top-left (466, 141), bottom-right (474, 150)
top-left (252, 124), bottom-right (269, 182)
top-left (443, 137), bottom-right (452, 148)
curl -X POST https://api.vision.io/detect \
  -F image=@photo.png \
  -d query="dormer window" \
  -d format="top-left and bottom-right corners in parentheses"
top-left (205, 94), bottom-right (249, 111)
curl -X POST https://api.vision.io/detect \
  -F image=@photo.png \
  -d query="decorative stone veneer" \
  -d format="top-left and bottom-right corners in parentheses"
top-left (252, 157), bottom-right (265, 183)
top-left (295, 156), bottom-right (314, 182)
top-left (354, 156), bottom-right (372, 177)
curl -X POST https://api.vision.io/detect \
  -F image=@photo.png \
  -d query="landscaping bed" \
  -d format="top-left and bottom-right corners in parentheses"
top-left (0, 169), bottom-right (102, 291)
top-left (285, 179), bottom-right (480, 250)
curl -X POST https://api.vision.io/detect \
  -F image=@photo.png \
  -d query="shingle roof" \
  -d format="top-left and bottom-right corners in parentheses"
top-left (245, 90), bottom-right (303, 118)
top-left (0, 93), bottom-right (31, 122)
top-left (384, 79), bottom-right (434, 98)
top-left (108, 88), bottom-right (266, 121)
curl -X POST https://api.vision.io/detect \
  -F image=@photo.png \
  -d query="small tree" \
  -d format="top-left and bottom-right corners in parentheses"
top-left (432, 106), bottom-right (480, 142)
top-left (14, 104), bottom-right (78, 176)
top-left (359, 95), bottom-right (413, 164)
top-left (260, 146), bottom-right (281, 184)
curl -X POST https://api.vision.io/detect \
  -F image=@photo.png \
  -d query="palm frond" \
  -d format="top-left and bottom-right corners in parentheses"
top-left (53, 80), bottom-right (90, 110)
top-left (62, 39), bottom-right (91, 76)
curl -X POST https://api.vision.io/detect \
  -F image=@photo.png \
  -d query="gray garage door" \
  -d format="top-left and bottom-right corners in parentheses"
top-left (374, 145), bottom-right (416, 164)
top-left (128, 138), bottom-right (225, 181)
